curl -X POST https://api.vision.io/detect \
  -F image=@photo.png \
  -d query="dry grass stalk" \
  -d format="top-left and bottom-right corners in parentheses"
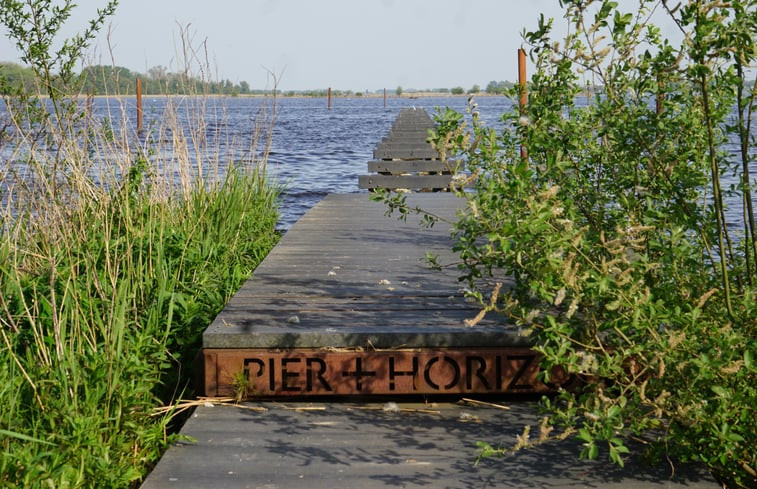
top-left (459, 398), bottom-right (511, 411)
top-left (151, 397), bottom-right (269, 417)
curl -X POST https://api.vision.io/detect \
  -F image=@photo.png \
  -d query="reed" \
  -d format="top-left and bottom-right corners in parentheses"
top-left (0, 39), bottom-right (279, 489)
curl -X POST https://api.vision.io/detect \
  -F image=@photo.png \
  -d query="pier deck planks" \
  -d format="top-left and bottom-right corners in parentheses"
top-left (141, 401), bottom-right (717, 489)
top-left (140, 192), bottom-right (718, 489)
top-left (203, 193), bottom-right (519, 351)
top-left (200, 193), bottom-right (566, 398)
top-left (358, 107), bottom-right (455, 190)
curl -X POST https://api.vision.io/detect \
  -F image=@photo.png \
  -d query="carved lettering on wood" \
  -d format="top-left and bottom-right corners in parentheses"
top-left (204, 348), bottom-right (575, 397)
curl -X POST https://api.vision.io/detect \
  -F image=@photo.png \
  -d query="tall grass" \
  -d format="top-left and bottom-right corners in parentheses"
top-left (0, 67), bottom-right (280, 486)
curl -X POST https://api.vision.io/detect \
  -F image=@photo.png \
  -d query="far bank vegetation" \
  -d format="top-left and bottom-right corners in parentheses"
top-left (1, 62), bottom-right (519, 98)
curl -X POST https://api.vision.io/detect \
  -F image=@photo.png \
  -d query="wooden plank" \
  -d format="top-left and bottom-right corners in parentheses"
top-left (374, 142), bottom-right (436, 152)
top-left (393, 109), bottom-right (434, 123)
top-left (387, 131), bottom-right (433, 140)
top-left (390, 125), bottom-right (433, 133)
top-left (391, 125), bottom-right (433, 133)
top-left (358, 174), bottom-right (453, 189)
top-left (368, 160), bottom-right (458, 174)
top-left (206, 308), bottom-right (511, 337)
top-left (387, 126), bottom-right (434, 133)
top-left (372, 147), bottom-right (439, 159)
top-left (221, 295), bottom-right (480, 311)
top-left (380, 134), bottom-right (434, 143)
top-left (392, 125), bottom-right (433, 133)
top-left (202, 348), bottom-right (575, 397)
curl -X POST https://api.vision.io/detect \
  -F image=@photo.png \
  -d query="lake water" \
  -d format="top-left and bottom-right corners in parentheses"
top-left (264, 96), bottom-right (512, 228)
top-left (96, 95), bottom-right (511, 229)
top-left (2, 95), bottom-right (754, 231)
top-left (141, 95), bottom-right (755, 231)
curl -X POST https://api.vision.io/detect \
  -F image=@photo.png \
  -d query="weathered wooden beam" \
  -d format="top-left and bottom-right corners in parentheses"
top-left (374, 142), bottom-right (436, 152)
top-left (367, 160), bottom-right (460, 174)
top-left (202, 348), bottom-right (575, 397)
top-left (373, 147), bottom-right (439, 160)
top-left (390, 125), bottom-right (434, 133)
top-left (386, 124), bottom-right (432, 131)
top-left (358, 174), bottom-right (454, 189)
top-left (381, 133), bottom-right (434, 142)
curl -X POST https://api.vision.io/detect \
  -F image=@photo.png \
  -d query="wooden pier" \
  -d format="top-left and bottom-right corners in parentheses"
top-left (358, 108), bottom-right (462, 191)
top-left (141, 109), bottom-right (718, 489)
top-left (201, 108), bottom-right (545, 399)
top-left (200, 193), bottom-right (574, 398)
top-left (144, 194), bottom-right (715, 489)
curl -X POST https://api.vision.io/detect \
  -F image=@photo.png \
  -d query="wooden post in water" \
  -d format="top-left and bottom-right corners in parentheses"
top-left (84, 89), bottom-right (93, 153)
top-left (518, 48), bottom-right (527, 160)
top-left (384, 88), bottom-right (387, 108)
top-left (328, 87), bottom-right (332, 110)
top-left (587, 82), bottom-right (591, 106)
top-left (86, 89), bottom-right (94, 120)
top-left (136, 78), bottom-right (143, 134)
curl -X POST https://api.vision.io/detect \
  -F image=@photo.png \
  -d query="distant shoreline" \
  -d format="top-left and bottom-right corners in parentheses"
top-left (75, 92), bottom-right (505, 99)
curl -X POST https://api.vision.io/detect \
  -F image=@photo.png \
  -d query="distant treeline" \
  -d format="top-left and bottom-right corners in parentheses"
top-left (0, 62), bottom-right (35, 94)
top-left (290, 81), bottom-right (517, 98)
top-left (0, 62), bottom-right (263, 96)
top-left (81, 65), bottom-right (262, 95)
top-left (1, 62), bottom-right (523, 97)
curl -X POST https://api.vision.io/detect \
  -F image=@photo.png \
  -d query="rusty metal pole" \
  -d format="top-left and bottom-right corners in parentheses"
top-left (84, 89), bottom-right (93, 153)
top-left (587, 82), bottom-right (591, 106)
top-left (136, 77), bottom-right (143, 134)
top-left (518, 48), bottom-right (527, 160)
top-left (86, 89), bottom-right (93, 118)
top-left (328, 87), bottom-right (332, 110)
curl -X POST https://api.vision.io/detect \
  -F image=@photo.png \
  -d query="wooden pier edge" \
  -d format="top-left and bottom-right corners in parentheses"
top-left (196, 190), bottom-right (575, 399)
top-left (200, 347), bottom-right (577, 398)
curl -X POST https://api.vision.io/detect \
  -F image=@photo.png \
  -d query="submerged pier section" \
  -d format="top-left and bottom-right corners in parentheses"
top-left (358, 108), bottom-right (462, 191)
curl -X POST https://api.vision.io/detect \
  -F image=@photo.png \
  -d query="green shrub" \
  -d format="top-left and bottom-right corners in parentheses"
top-left (1, 164), bottom-right (278, 487)
top-left (378, 1), bottom-right (755, 487)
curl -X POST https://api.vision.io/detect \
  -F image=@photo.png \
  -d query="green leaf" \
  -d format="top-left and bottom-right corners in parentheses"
top-left (615, 444), bottom-right (630, 454)
top-left (578, 428), bottom-right (593, 442)
top-left (609, 445), bottom-right (625, 467)
top-left (474, 441), bottom-right (501, 465)
top-left (0, 429), bottom-right (57, 446)
top-left (726, 433), bottom-right (745, 443)
top-left (588, 442), bottom-right (599, 460)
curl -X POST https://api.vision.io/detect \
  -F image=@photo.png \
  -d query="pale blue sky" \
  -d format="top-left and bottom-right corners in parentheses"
top-left (0, 1), bottom-right (679, 92)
